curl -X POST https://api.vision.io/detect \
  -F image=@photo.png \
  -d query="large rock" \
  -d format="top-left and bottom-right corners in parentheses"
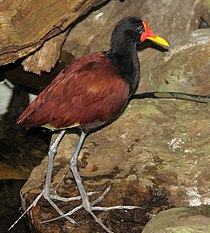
top-left (20, 96), bottom-right (210, 232)
top-left (149, 29), bottom-right (210, 95)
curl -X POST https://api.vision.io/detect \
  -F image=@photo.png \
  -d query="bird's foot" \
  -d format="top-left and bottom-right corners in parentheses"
top-left (41, 186), bottom-right (140, 233)
top-left (49, 174), bottom-right (98, 203)
top-left (8, 185), bottom-right (96, 230)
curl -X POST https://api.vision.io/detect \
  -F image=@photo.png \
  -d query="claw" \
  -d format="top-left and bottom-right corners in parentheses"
top-left (8, 192), bottom-right (43, 231)
top-left (39, 185), bottom-right (140, 233)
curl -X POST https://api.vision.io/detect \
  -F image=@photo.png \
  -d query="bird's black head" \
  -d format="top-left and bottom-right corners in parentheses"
top-left (111, 16), bottom-right (144, 47)
top-left (111, 16), bottom-right (169, 51)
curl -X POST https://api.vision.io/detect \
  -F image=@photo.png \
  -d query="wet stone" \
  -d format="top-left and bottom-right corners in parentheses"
top-left (142, 206), bottom-right (210, 233)
top-left (20, 97), bottom-right (210, 232)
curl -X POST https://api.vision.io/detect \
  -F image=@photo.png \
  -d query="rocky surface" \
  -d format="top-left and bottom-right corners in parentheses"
top-left (149, 29), bottom-right (210, 96)
top-left (18, 0), bottom-right (210, 232)
top-left (20, 96), bottom-right (210, 232)
top-left (142, 206), bottom-right (210, 233)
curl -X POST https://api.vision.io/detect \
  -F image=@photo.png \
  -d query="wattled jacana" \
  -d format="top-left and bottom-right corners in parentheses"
top-left (14, 16), bottom-right (169, 232)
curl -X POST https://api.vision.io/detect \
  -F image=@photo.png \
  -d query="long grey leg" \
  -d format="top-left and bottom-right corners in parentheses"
top-left (69, 132), bottom-right (89, 208)
top-left (10, 131), bottom-right (139, 232)
top-left (41, 130), bottom-right (76, 223)
top-left (43, 130), bottom-right (66, 196)
top-left (40, 132), bottom-right (140, 233)
top-left (70, 131), bottom-right (114, 233)
top-left (9, 130), bottom-right (76, 230)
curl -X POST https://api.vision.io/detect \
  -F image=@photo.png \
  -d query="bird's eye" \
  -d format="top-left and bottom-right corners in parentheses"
top-left (136, 25), bottom-right (144, 34)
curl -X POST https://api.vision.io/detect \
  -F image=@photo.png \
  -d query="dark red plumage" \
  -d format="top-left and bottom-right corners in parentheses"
top-left (17, 52), bottom-right (129, 131)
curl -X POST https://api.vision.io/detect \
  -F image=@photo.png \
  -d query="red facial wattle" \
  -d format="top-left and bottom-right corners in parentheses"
top-left (140, 19), bottom-right (170, 47)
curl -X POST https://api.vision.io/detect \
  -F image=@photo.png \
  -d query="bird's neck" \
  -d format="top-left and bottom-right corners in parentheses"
top-left (106, 42), bottom-right (140, 95)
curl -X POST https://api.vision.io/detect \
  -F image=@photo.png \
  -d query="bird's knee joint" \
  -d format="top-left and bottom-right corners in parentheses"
top-left (70, 160), bottom-right (76, 168)
top-left (49, 146), bottom-right (57, 155)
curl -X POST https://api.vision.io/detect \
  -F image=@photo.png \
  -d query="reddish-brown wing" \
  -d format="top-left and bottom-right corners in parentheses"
top-left (17, 52), bottom-right (129, 130)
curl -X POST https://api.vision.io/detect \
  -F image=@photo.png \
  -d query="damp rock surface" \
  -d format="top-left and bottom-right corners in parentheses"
top-left (142, 206), bottom-right (210, 233)
top-left (20, 97), bottom-right (210, 232)
top-left (149, 29), bottom-right (210, 95)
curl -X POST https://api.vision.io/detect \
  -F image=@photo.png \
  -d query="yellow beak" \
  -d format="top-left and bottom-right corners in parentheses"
top-left (147, 35), bottom-right (170, 47)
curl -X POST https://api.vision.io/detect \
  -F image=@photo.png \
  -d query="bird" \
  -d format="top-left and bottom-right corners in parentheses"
top-left (14, 16), bottom-right (169, 232)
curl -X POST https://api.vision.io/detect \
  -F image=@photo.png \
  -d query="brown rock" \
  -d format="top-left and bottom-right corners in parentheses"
top-left (142, 206), bottom-right (210, 233)
top-left (149, 29), bottom-right (210, 95)
top-left (20, 98), bottom-right (210, 232)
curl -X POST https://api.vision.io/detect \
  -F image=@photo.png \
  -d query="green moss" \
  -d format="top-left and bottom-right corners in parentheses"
top-left (201, 144), bottom-right (210, 154)
top-left (143, 207), bottom-right (210, 233)
top-left (204, 0), bottom-right (210, 9)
